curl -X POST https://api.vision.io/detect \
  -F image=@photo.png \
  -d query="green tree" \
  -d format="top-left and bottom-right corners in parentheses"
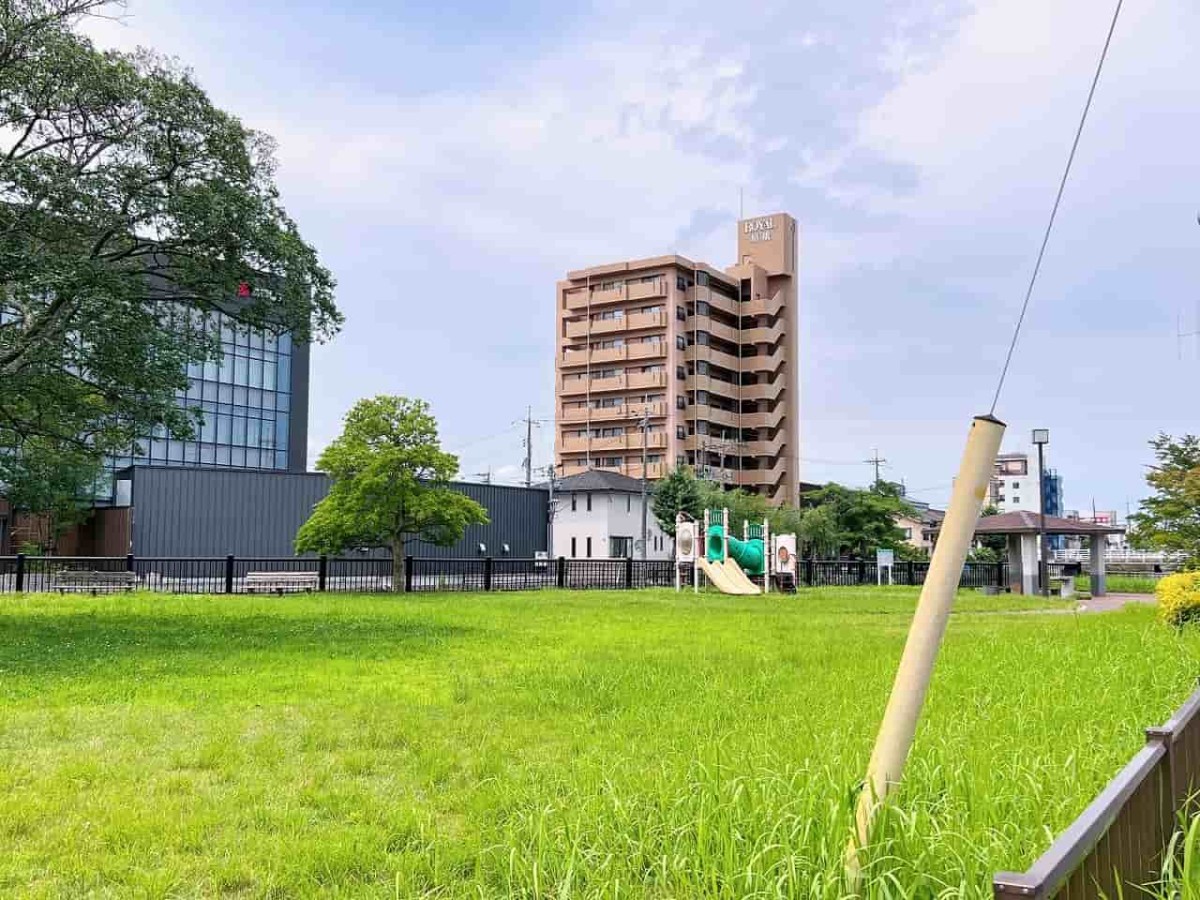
top-left (1128, 434), bottom-right (1200, 563)
top-left (697, 482), bottom-right (772, 535)
top-left (801, 482), bottom-right (913, 558)
top-left (0, 437), bottom-right (99, 551)
top-left (0, 0), bottom-right (340, 495)
top-left (976, 504), bottom-right (1007, 557)
top-left (797, 505), bottom-right (839, 559)
top-left (295, 397), bottom-right (489, 591)
top-left (651, 465), bottom-right (704, 537)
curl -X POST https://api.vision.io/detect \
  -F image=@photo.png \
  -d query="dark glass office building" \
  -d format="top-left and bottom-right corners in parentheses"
top-left (98, 309), bottom-right (310, 500)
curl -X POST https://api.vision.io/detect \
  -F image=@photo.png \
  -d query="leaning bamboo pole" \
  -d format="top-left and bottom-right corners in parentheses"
top-left (845, 415), bottom-right (1005, 888)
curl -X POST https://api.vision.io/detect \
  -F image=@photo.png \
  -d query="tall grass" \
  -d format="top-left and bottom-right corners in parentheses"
top-left (0, 588), bottom-right (1195, 897)
top-left (1104, 574), bottom-right (1162, 595)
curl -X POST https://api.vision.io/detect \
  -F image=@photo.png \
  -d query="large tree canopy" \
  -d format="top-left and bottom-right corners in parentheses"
top-left (1128, 434), bottom-right (1200, 562)
top-left (295, 397), bottom-right (489, 591)
top-left (0, 0), bottom-right (339, 499)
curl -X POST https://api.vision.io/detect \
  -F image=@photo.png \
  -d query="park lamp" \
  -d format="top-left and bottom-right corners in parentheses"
top-left (1032, 428), bottom-right (1049, 446)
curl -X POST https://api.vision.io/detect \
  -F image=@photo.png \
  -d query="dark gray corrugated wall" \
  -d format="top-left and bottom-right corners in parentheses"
top-left (127, 467), bottom-right (548, 558)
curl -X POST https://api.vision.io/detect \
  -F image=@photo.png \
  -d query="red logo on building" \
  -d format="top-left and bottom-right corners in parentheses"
top-left (236, 281), bottom-right (252, 298)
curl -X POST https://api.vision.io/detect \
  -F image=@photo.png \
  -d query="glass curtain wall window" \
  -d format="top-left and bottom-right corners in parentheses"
top-left (98, 311), bottom-right (295, 498)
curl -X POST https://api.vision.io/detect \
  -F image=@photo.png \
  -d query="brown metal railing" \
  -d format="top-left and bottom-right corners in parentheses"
top-left (994, 683), bottom-right (1200, 898)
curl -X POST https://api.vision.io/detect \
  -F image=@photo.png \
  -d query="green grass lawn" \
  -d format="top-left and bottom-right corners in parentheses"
top-left (1, 587), bottom-right (1197, 899)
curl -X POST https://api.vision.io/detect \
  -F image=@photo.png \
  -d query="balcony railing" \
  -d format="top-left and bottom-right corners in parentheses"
top-left (627, 341), bottom-right (667, 360)
top-left (627, 279), bottom-right (667, 301)
top-left (564, 311), bottom-right (668, 340)
top-left (559, 432), bottom-right (669, 454)
top-left (560, 401), bottom-right (669, 424)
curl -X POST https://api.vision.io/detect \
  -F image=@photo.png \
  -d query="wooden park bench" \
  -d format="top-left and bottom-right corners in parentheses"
top-left (245, 571), bottom-right (319, 595)
top-left (51, 570), bottom-right (138, 595)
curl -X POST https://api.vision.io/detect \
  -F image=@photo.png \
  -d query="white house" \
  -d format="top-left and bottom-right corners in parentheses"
top-left (547, 470), bottom-right (673, 560)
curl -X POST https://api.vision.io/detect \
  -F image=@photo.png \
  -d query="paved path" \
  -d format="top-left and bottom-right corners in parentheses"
top-left (1076, 592), bottom-right (1155, 613)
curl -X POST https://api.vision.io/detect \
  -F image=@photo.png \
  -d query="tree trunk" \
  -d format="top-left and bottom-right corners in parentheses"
top-left (391, 536), bottom-right (406, 593)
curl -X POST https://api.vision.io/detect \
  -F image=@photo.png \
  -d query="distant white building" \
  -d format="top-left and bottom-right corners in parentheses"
top-left (547, 470), bottom-right (673, 560)
top-left (989, 451), bottom-right (1042, 514)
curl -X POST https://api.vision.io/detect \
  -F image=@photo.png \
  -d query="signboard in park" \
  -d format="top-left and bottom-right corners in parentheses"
top-left (876, 548), bottom-right (894, 585)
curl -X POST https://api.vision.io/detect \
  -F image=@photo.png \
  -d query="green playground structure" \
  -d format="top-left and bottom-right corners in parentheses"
top-left (705, 522), bottom-right (766, 576)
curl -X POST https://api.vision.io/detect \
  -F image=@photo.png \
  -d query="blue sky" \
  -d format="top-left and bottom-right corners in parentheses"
top-left (89, 0), bottom-right (1197, 515)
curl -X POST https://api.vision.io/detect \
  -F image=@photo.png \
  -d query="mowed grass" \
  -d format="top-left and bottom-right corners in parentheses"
top-left (0, 588), bottom-right (1198, 899)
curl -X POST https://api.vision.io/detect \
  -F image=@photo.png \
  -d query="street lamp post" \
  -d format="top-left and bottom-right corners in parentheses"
top-left (1032, 429), bottom-right (1050, 596)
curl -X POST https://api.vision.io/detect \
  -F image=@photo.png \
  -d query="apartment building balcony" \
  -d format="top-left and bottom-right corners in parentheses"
top-left (740, 319), bottom-right (786, 345)
top-left (558, 432), bottom-right (668, 454)
top-left (744, 291), bottom-right (786, 318)
top-left (737, 467), bottom-right (786, 488)
top-left (684, 316), bottom-right (739, 344)
top-left (686, 287), bottom-right (739, 317)
top-left (739, 379), bottom-right (784, 401)
top-left (563, 370), bottom-right (667, 395)
top-left (741, 405), bottom-right (786, 429)
top-left (740, 352), bottom-right (785, 375)
top-left (742, 433), bottom-right (788, 459)
top-left (560, 377), bottom-right (589, 396)
top-left (561, 401), bottom-right (669, 424)
top-left (627, 278), bottom-right (667, 301)
top-left (626, 462), bottom-right (667, 479)
top-left (627, 340), bottom-right (667, 360)
top-left (561, 346), bottom-right (625, 367)
top-left (563, 289), bottom-right (590, 311)
top-left (569, 310), bottom-right (668, 339)
top-left (589, 373), bottom-right (626, 393)
top-left (686, 344), bottom-right (741, 372)
top-left (627, 370), bottom-right (667, 390)
top-left (690, 405), bottom-right (740, 429)
top-left (694, 463), bottom-right (738, 485)
top-left (628, 431), bottom-right (668, 450)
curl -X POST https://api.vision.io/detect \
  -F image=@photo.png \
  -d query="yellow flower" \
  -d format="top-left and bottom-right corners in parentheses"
top-left (1156, 571), bottom-right (1200, 626)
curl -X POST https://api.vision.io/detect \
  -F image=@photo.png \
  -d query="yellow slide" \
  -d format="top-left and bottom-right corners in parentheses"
top-left (697, 557), bottom-right (761, 595)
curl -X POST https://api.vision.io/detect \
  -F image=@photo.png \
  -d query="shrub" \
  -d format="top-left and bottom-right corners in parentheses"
top-left (1156, 571), bottom-right (1200, 627)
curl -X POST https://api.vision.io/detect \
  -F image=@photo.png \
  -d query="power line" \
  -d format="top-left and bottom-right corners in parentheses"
top-left (989, 0), bottom-right (1124, 415)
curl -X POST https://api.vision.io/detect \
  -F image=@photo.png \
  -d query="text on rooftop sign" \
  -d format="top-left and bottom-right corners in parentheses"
top-left (743, 216), bottom-right (775, 242)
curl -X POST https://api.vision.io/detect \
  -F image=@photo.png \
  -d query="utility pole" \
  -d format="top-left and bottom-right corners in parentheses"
top-left (474, 469), bottom-right (492, 485)
top-left (544, 463), bottom-right (558, 557)
top-left (865, 449), bottom-right (887, 488)
top-left (523, 408), bottom-right (532, 489)
top-left (640, 407), bottom-right (649, 560)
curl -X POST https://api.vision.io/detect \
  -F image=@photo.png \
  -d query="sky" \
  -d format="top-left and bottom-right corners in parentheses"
top-left (87, 0), bottom-right (1198, 516)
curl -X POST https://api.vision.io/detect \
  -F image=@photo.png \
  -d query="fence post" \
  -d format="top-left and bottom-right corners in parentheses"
top-left (1146, 726), bottom-right (1180, 838)
top-left (318, 555), bottom-right (328, 592)
top-left (625, 557), bottom-right (634, 589)
top-left (404, 556), bottom-right (413, 593)
top-left (556, 556), bottom-right (566, 589)
top-left (997, 561), bottom-right (1006, 590)
top-left (125, 553), bottom-right (134, 572)
top-left (859, 560), bottom-right (866, 585)
top-left (805, 558), bottom-right (813, 587)
top-left (224, 554), bottom-right (234, 594)
top-left (15, 553), bottom-right (25, 593)
top-left (484, 557), bottom-right (493, 591)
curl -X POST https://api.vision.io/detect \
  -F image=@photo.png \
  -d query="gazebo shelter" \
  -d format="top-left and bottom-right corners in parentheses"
top-left (971, 510), bottom-right (1125, 597)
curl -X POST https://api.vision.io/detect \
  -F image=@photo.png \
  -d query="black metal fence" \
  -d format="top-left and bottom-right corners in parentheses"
top-left (0, 554), bottom-right (1009, 595)
top-left (797, 559), bottom-right (1008, 589)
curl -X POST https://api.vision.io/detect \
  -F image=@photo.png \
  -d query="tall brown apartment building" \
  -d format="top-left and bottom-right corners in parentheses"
top-left (554, 213), bottom-right (800, 506)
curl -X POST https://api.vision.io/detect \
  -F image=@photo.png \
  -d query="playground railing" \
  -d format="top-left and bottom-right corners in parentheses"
top-left (994, 681), bottom-right (1200, 899)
